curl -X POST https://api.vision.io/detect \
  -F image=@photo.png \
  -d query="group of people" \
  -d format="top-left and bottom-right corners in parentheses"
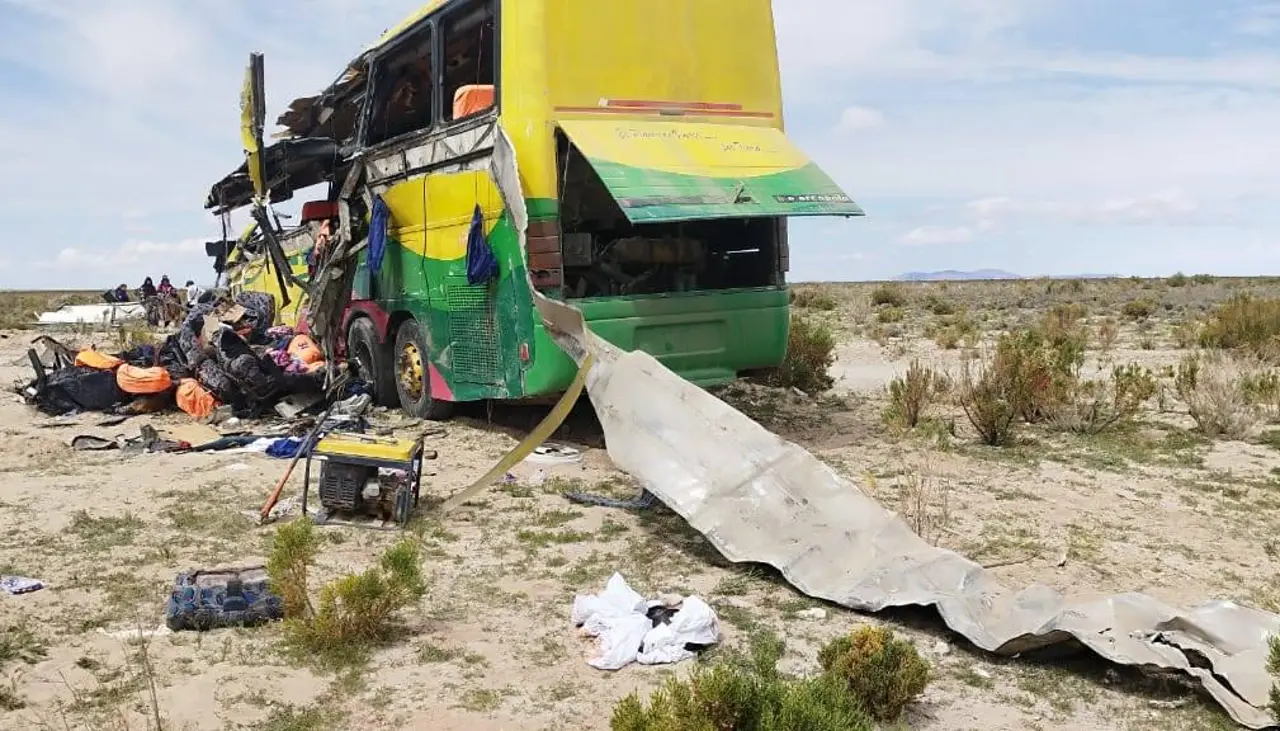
top-left (103, 275), bottom-right (204, 305)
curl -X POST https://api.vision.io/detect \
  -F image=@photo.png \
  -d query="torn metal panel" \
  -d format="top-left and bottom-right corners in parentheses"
top-left (205, 137), bottom-right (342, 213)
top-left (36, 303), bottom-right (145, 326)
top-left (484, 123), bottom-right (1280, 730)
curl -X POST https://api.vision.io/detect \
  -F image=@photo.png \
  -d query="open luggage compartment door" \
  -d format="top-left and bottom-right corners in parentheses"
top-left (557, 119), bottom-right (864, 223)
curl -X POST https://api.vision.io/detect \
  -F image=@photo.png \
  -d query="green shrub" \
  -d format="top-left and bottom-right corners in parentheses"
top-left (1174, 353), bottom-right (1260, 440)
top-left (957, 354), bottom-right (1019, 447)
top-left (1094, 318), bottom-right (1119, 352)
top-left (818, 626), bottom-right (931, 722)
top-left (768, 315), bottom-right (836, 394)
top-left (922, 293), bottom-right (956, 315)
top-left (876, 306), bottom-right (905, 324)
top-left (267, 518), bottom-right (427, 667)
top-left (1121, 299), bottom-right (1156, 320)
top-left (1048, 363), bottom-right (1158, 434)
top-left (885, 359), bottom-right (947, 428)
top-left (611, 634), bottom-right (873, 731)
top-left (1199, 294), bottom-right (1280, 361)
top-left (790, 286), bottom-right (838, 311)
top-left (1041, 304), bottom-right (1088, 353)
top-left (1168, 272), bottom-right (1188, 287)
top-left (1191, 273), bottom-right (1215, 285)
top-left (870, 284), bottom-right (907, 308)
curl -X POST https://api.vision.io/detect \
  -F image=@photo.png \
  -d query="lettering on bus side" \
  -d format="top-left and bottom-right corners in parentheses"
top-left (773, 193), bottom-right (853, 204)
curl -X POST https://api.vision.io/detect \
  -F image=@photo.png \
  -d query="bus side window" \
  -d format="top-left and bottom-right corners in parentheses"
top-left (441, 0), bottom-right (497, 124)
top-left (366, 26), bottom-right (436, 146)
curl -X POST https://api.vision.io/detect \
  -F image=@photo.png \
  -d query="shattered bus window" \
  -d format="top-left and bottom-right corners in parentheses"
top-left (442, 0), bottom-right (497, 123)
top-left (366, 25), bottom-right (435, 146)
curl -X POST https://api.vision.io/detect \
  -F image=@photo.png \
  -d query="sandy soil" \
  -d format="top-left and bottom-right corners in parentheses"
top-left (2, 279), bottom-right (1277, 731)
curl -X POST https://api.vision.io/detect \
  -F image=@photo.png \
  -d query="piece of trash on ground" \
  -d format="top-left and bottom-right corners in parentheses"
top-left (1, 576), bottom-right (45, 595)
top-left (571, 572), bottom-right (718, 670)
top-left (527, 443), bottom-right (582, 465)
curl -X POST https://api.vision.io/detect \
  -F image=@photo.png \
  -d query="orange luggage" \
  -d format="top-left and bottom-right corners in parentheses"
top-left (116, 364), bottom-right (173, 395)
top-left (75, 349), bottom-right (123, 371)
top-left (176, 379), bottom-right (219, 419)
top-left (287, 334), bottom-right (324, 365)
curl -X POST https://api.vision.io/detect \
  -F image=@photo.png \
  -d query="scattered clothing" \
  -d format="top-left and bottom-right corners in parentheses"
top-left (571, 573), bottom-right (719, 670)
top-left (1, 576), bottom-right (45, 595)
top-left (465, 202), bottom-right (499, 285)
top-left (264, 437), bottom-right (306, 459)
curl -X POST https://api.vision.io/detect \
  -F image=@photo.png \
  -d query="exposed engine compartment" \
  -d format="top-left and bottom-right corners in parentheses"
top-left (557, 134), bottom-right (782, 299)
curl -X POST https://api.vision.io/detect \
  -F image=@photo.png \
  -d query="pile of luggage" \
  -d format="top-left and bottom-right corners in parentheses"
top-left (19, 291), bottom-right (328, 420)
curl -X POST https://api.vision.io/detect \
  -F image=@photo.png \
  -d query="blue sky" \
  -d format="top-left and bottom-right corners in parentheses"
top-left (0, 0), bottom-right (1278, 289)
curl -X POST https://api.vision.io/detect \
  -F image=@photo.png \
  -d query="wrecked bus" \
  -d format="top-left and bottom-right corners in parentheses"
top-left (205, 0), bottom-right (863, 420)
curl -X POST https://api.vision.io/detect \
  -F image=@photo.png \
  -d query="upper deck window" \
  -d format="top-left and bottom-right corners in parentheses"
top-left (441, 0), bottom-right (497, 124)
top-left (365, 25), bottom-right (435, 147)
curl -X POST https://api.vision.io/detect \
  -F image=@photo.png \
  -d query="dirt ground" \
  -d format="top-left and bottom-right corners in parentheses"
top-left (3, 277), bottom-right (1279, 731)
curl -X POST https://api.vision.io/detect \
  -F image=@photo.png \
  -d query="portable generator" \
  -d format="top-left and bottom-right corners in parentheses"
top-left (301, 432), bottom-right (424, 526)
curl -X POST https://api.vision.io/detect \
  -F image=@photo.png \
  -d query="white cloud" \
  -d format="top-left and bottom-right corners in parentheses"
top-left (900, 225), bottom-right (975, 246)
top-left (836, 105), bottom-right (885, 132)
top-left (964, 191), bottom-right (1218, 227)
top-left (1235, 2), bottom-right (1280, 36)
top-left (38, 238), bottom-right (206, 270)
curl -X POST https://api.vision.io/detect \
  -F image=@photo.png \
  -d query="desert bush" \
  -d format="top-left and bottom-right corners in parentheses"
top-left (997, 329), bottom-right (1083, 424)
top-left (870, 284), bottom-right (907, 308)
top-left (1241, 369), bottom-right (1280, 423)
top-left (767, 315), bottom-right (836, 394)
top-left (818, 626), bottom-right (931, 722)
top-left (611, 634), bottom-right (874, 731)
top-left (935, 328), bottom-right (961, 350)
top-left (876, 306), bottom-right (905, 324)
top-left (1121, 299), bottom-right (1156, 320)
top-left (957, 352), bottom-right (1019, 446)
top-left (790, 286), bottom-right (838, 311)
top-left (923, 293), bottom-right (956, 315)
top-left (1041, 303), bottom-right (1088, 352)
top-left (1047, 363), bottom-right (1158, 434)
top-left (1172, 318), bottom-right (1200, 349)
top-left (885, 359), bottom-right (946, 428)
top-left (1191, 273), bottom-right (1215, 285)
top-left (1199, 293), bottom-right (1280, 361)
top-left (1094, 318), bottom-right (1120, 353)
top-left (1168, 272), bottom-right (1189, 288)
top-left (1174, 353), bottom-right (1261, 439)
top-left (267, 518), bottom-right (427, 666)
top-left (894, 470), bottom-right (951, 545)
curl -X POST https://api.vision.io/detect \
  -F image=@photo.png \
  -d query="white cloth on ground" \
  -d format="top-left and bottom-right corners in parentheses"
top-left (570, 572), bottom-right (719, 670)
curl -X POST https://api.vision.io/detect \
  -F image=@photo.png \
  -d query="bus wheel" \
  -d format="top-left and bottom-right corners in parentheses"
top-left (346, 317), bottom-right (397, 407)
top-left (393, 319), bottom-right (455, 421)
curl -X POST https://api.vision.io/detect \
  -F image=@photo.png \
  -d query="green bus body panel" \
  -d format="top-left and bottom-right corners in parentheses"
top-left (361, 193), bottom-right (790, 402)
top-left (581, 160), bottom-right (864, 224)
top-left (522, 287), bottom-right (790, 396)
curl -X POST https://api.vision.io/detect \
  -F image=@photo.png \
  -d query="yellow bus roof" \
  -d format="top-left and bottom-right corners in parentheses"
top-left (368, 0), bottom-right (451, 53)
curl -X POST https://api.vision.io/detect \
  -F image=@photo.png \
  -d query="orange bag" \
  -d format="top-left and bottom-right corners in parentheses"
top-left (287, 334), bottom-right (324, 365)
top-left (75, 349), bottom-right (123, 371)
top-left (452, 84), bottom-right (495, 119)
top-left (115, 364), bottom-right (173, 395)
top-left (176, 379), bottom-right (219, 419)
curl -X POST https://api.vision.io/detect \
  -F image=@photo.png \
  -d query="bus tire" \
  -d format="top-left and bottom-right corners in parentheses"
top-left (346, 317), bottom-right (397, 407)
top-left (393, 318), bottom-right (455, 421)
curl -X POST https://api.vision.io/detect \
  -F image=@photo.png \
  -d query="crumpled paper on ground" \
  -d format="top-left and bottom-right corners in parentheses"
top-left (571, 573), bottom-right (719, 670)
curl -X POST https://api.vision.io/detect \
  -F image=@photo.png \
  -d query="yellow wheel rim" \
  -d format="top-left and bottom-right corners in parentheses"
top-left (399, 341), bottom-right (425, 399)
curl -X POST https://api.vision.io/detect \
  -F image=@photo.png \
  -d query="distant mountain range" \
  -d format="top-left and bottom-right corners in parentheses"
top-left (893, 270), bottom-right (1119, 282)
top-left (894, 269), bottom-right (1020, 281)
